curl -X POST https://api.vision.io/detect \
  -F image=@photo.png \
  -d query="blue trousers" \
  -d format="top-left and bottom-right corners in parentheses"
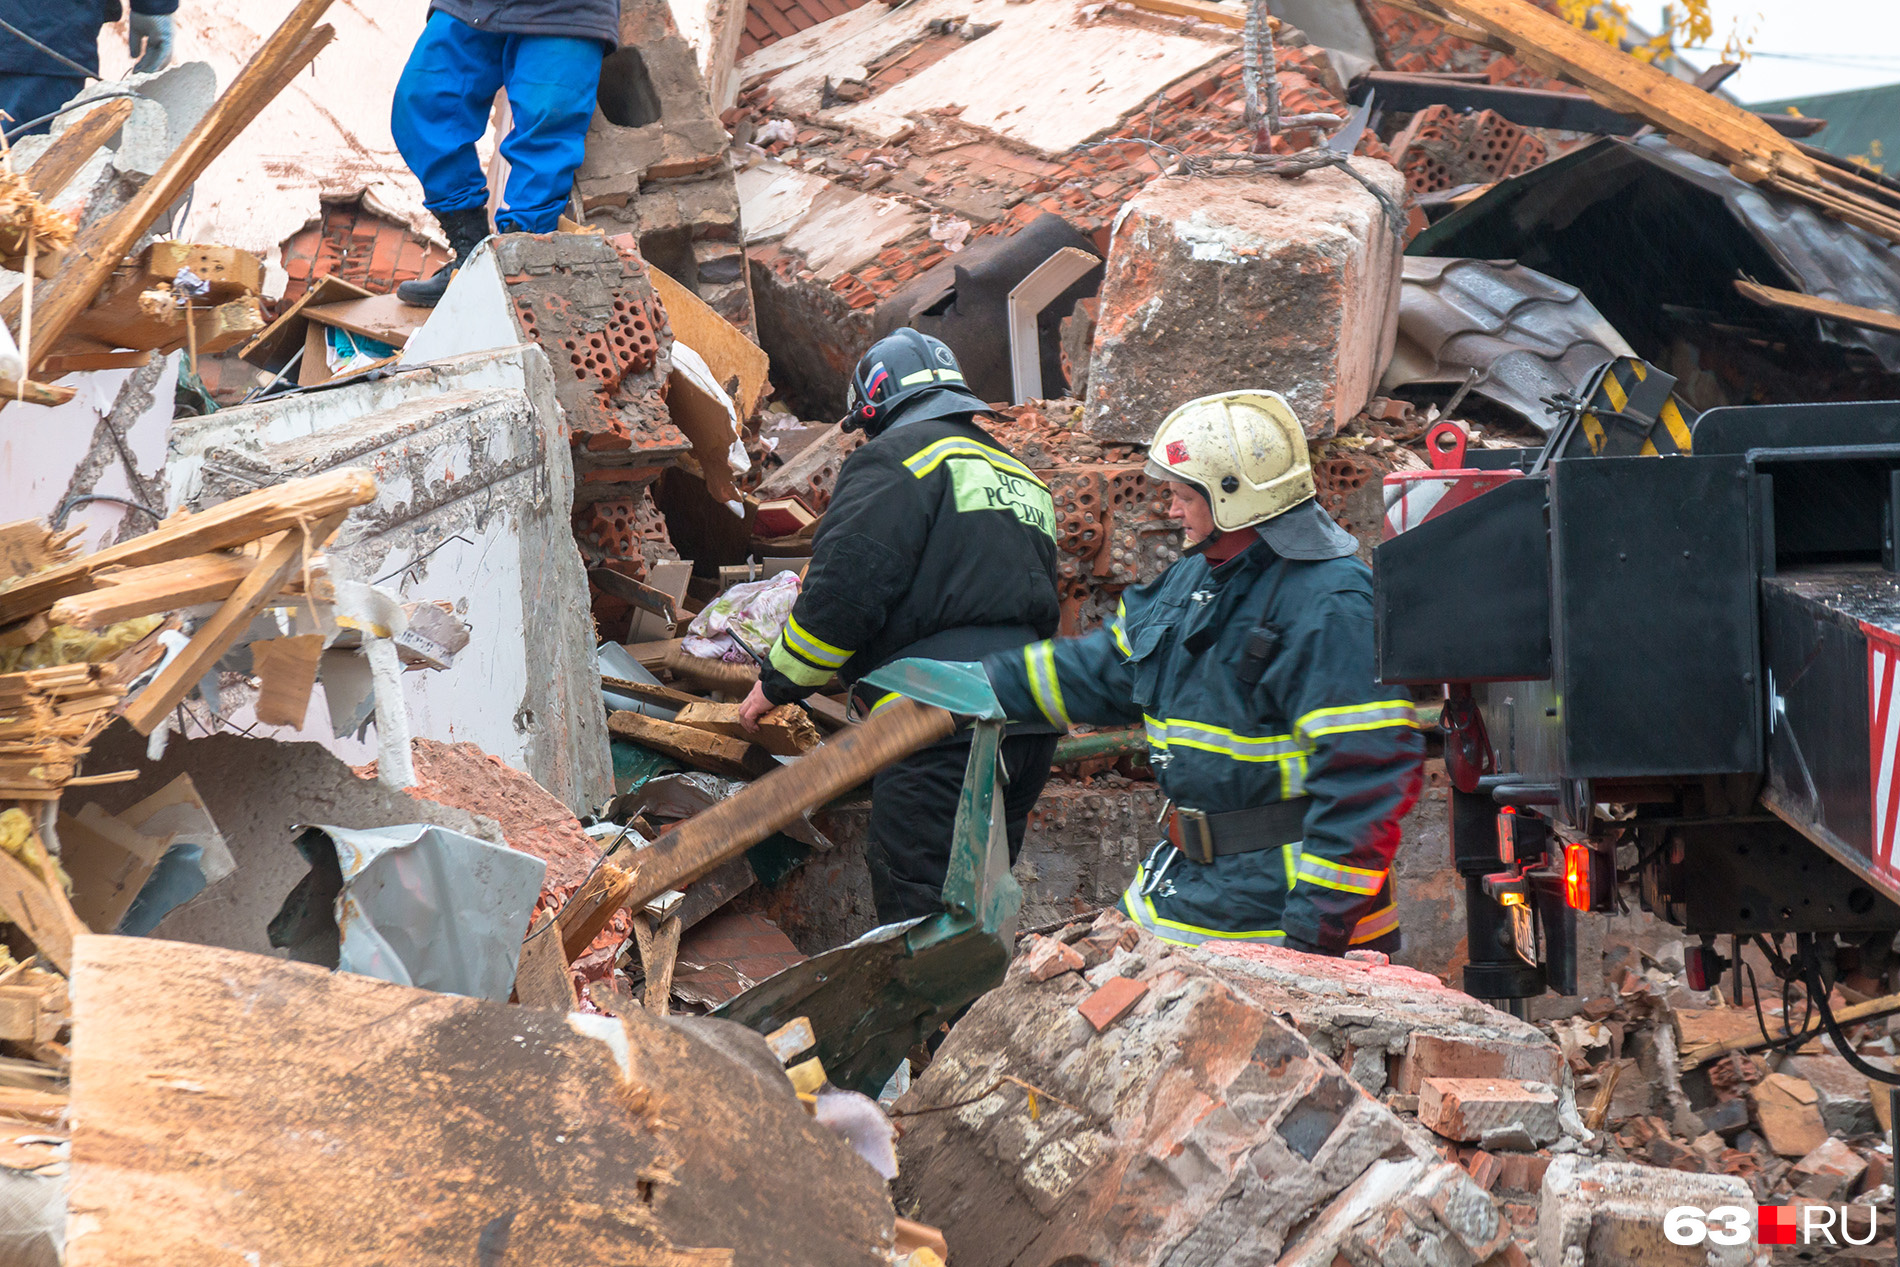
top-left (1, 75), bottom-right (85, 139)
top-left (391, 12), bottom-right (604, 235)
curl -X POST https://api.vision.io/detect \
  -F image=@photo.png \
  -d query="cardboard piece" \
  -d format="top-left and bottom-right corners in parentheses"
top-left (56, 804), bottom-right (171, 935)
top-left (647, 260), bottom-right (770, 420)
top-left (238, 273), bottom-right (374, 374)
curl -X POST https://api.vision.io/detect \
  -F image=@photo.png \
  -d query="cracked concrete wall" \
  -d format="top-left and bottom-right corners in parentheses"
top-left (0, 353), bottom-right (180, 553)
top-left (167, 347), bottom-right (613, 814)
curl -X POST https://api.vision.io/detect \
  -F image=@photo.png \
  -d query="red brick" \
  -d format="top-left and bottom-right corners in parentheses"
top-left (1465, 1150), bottom-right (1501, 1191)
top-left (1019, 934), bottom-right (1086, 982)
top-left (1390, 1031), bottom-right (1564, 1095)
top-left (1078, 976), bottom-right (1149, 1031)
top-left (1417, 1078), bottom-right (1559, 1144)
top-left (1494, 1152), bottom-right (1551, 1194)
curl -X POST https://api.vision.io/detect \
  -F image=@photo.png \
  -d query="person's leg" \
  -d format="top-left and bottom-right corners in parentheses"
top-left (495, 34), bottom-right (605, 233)
top-left (999, 733), bottom-right (1059, 866)
top-left (865, 734), bottom-right (973, 924)
top-left (391, 12), bottom-right (505, 216)
top-left (0, 75), bottom-right (87, 139)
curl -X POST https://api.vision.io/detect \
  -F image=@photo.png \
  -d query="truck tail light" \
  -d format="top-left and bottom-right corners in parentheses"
top-left (1563, 842), bottom-right (1591, 911)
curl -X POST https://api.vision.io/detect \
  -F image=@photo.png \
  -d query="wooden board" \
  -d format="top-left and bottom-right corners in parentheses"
top-left (121, 512), bottom-right (348, 733)
top-left (237, 272), bottom-right (375, 368)
top-left (0, 832), bottom-right (88, 975)
top-left (1734, 279), bottom-right (1900, 337)
top-left (673, 700), bottom-right (820, 757)
top-left (607, 710), bottom-right (777, 779)
top-left (512, 913), bottom-right (579, 1011)
top-left (649, 265), bottom-right (769, 420)
top-left (25, 100), bottom-right (134, 202)
top-left (251, 634), bottom-right (324, 727)
top-left (141, 241), bottom-right (264, 302)
top-left (300, 293), bottom-right (429, 347)
top-left (0, 468), bottom-right (374, 626)
top-left (1, 4), bottom-right (340, 384)
top-left (65, 935), bottom-right (896, 1266)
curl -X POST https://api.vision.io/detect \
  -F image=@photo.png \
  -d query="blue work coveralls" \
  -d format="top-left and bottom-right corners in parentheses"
top-left (982, 535), bottom-right (1425, 950)
top-left (392, 2), bottom-right (616, 235)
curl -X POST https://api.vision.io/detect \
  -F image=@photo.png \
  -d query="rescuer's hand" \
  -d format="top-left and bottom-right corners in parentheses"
top-left (738, 681), bottom-right (772, 732)
top-left (129, 13), bottom-right (175, 73)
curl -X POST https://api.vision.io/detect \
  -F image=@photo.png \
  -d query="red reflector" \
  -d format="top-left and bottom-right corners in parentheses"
top-left (1564, 842), bottom-right (1591, 911)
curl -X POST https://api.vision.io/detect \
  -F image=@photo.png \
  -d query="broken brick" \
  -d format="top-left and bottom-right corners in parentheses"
top-left (1416, 1078), bottom-right (1559, 1146)
top-left (1465, 1150), bottom-right (1501, 1191)
top-left (1749, 1073), bottom-right (1829, 1158)
top-left (1077, 976), bottom-right (1149, 1031)
top-left (1391, 1031), bottom-right (1565, 1095)
top-left (1017, 934), bottom-right (1086, 982)
top-left (1792, 1137), bottom-right (1868, 1200)
top-left (1494, 1152), bottom-right (1550, 1194)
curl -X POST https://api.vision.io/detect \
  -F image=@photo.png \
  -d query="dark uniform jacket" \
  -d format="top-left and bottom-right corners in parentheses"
top-left (429, 0), bottom-right (620, 47)
top-left (760, 415), bottom-right (1061, 706)
top-left (0, 0), bottom-right (177, 76)
top-left (983, 535), bottom-right (1424, 950)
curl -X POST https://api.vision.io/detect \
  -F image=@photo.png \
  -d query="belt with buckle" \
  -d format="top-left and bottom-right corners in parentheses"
top-left (1165, 797), bottom-right (1312, 864)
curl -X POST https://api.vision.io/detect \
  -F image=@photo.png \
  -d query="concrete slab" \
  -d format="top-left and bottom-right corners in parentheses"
top-left (738, 162), bottom-right (927, 280)
top-left (737, 0), bottom-right (1234, 155)
top-left (167, 347), bottom-right (612, 813)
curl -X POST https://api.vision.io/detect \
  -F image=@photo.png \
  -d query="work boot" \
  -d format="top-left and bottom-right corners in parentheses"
top-left (397, 207), bottom-right (493, 308)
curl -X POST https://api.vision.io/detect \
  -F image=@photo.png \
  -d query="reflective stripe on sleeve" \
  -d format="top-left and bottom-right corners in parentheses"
top-left (768, 634), bottom-right (834, 687)
top-left (782, 615), bottom-right (852, 670)
top-left (1294, 700), bottom-right (1424, 742)
top-left (1142, 715), bottom-right (1304, 763)
top-left (1349, 902), bottom-right (1401, 944)
top-left (1023, 641), bottom-right (1071, 727)
top-left (1111, 598), bottom-right (1132, 657)
top-left (1294, 853), bottom-right (1388, 896)
top-left (903, 436), bottom-right (1046, 486)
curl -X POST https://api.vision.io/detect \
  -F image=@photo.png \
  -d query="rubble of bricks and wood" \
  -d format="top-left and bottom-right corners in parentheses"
top-left (0, 0), bottom-right (1897, 1259)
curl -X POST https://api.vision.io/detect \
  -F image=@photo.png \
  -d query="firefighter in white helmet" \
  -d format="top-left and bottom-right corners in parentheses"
top-left (981, 390), bottom-right (1424, 951)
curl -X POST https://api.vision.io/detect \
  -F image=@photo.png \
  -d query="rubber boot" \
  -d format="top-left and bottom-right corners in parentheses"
top-left (397, 207), bottom-right (493, 308)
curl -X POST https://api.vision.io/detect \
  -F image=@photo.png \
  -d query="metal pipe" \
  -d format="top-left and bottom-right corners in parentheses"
top-left (1052, 727), bottom-right (1147, 765)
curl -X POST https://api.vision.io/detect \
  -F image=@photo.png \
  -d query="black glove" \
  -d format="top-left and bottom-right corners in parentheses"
top-left (1281, 934), bottom-right (1326, 955)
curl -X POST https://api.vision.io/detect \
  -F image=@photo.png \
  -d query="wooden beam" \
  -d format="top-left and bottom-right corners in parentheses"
top-left (2, 3), bottom-right (337, 379)
top-left (1121, 0), bottom-right (1272, 30)
top-left (24, 99), bottom-right (135, 202)
top-left (121, 513), bottom-right (347, 733)
top-left (1734, 280), bottom-right (1900, 337)
top-left (560, 700), bottom-right (956, 960)
top-left (0, 828), bottom-right (87, 975)
top-left (0, 468), bottom-right (374, 626)
top-left (672, 700), bottom-right (820, 756)
top-left (606, 710), bottom-right (778, 779)
top-left (664, 646), bottom-right (760, 695)
top-left (632, 913), bottom-right (682, 1016)
top-left (0, 379), bottom-right (76, 407)
top-left (39, 351), bottom-right (151, 376)
top-left (556, 862), bottom-right (635, 963)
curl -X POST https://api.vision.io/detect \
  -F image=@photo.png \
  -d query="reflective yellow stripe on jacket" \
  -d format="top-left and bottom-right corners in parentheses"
top-left (902, 436), bottom-right (1047, 486)
top-left (1294, 853), bottom-right (1388, 896)
top-left (1121, 867), bottom-right (1402, 946)
top-left (768, 614), bottom-right (853, 687)
top-left (1023, 641), bottom-right (1070, 727)
top-left (1294, 700), bottom-right (1423, 742)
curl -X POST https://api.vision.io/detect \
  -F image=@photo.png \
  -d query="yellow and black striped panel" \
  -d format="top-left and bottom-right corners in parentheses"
top-left (1573, 357), bottom-right (1693, 459)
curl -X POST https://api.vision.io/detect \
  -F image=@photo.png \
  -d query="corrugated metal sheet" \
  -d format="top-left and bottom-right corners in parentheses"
top-left (1382, 257), bottom-right (1633, 431)
top-left (1412, 135), bottom-right (1900, 374)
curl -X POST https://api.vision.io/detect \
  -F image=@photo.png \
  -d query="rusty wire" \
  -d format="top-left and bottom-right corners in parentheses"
top-left (887, 1073), bottom-right (1089, 1124)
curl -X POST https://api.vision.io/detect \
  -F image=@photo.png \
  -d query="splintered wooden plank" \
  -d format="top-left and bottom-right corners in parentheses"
top-left (0, 829), bottom-right (88, 974)
top-left (141, 241), bottom-right (264, 301)
top-left (65, 936), bottom-right (895, 1266)
top-left (2, 1), bottom-right (339, 380)
top-left (557, 861), bottom-right (635, 963)
top-left (606, 710), bottom-right (777, 779)
top-left (1735, 279), bottom-right (1900, 337)
top-left (673, 700), bottom-right (820, 757)
top-left (121, 512), bottom-right (347, 733)
top-left (48, 552), bottom-right (258, 628)
top-left (24, 99), bottom-right (135, 202)
top-left (0, 379), bottom-right (76, 407)
top-left (0, 468), bottom-right (374, 626)
top-left (649, 265), bottom-right (770, 419)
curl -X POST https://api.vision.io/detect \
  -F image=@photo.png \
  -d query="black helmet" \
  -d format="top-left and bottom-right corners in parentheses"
top-left (842, 328), bottom-right (992, 435)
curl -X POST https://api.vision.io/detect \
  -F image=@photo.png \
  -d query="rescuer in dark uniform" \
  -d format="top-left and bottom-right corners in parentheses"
top-left (981, 390), bottom-right (1424, 952)
top-left (739, 328), bottom-right (1061, 923)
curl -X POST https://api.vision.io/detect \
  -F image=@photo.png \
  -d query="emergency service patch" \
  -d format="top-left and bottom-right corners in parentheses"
top-left (1165, 440), bottom-right (1189, 465)
top-left (947, 458), bottom-right (1056, 538)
